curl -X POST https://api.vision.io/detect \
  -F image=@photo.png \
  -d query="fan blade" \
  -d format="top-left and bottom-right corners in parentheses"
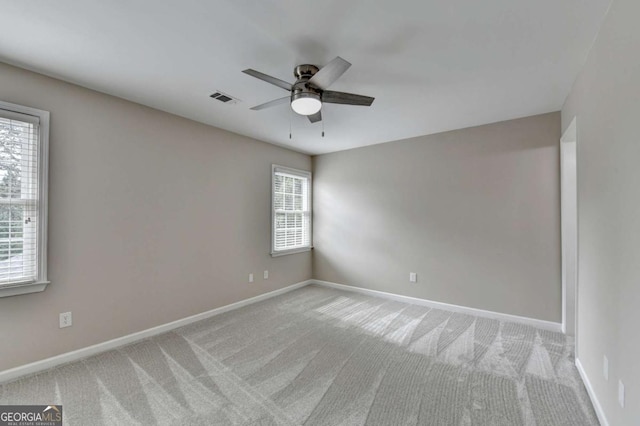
top-left (307, 57), bottom-right (351, 89)
top-left (322, 91), bottom-right (375, 106)
top-left (250, 96), bottom-right (290, 110)
top-left (307, 110), bottom-right (322, 123)
top-left (242, 69), bottom-right (292, 91)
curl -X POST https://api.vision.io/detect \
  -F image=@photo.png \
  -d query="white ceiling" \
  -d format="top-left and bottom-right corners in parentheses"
top-left (0, 0), bottom-right (610, 155)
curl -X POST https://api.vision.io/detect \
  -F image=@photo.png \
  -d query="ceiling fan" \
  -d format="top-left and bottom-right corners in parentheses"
top-left (242, 56), bottom-right (374, 123)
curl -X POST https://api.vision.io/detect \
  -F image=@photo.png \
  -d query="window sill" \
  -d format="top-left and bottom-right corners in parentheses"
top-left (271, 247), bottom-right (312, 257)
top-left (0, 281), bottom-right (50, 298)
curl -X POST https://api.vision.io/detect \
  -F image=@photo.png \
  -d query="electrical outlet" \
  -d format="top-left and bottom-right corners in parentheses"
top-left (409, 272), bottom-right (417, 283)
top-left (618, 380), bottom-right (625, 408)
top-left (603, 355), bottom-right (609, 381)
top-left (263, 270), bottom-right (269, 280)
top-left (249, 273), bottom-right (254, 283)
top-left (59, 312), bottom-right (72, 328)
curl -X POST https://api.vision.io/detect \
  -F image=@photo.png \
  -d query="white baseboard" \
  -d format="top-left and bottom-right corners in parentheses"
top-left (576, 358), bottom-right (609, 426)
top-left (0, 280), bottom-right (312, 385)
top-left (312, 280), bottom-right (562, 332)
top-left (0, 278), bottom-right (564, 385)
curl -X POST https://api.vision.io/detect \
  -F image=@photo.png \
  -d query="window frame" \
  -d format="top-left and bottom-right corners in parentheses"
top-left (271, 164), bottom-right (312, 257)
top-left (0, 100), bottom-right (50, 297)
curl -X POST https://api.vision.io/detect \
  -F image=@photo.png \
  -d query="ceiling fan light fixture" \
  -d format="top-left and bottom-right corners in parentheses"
top-left (291, 92), bottom-right (322, 116)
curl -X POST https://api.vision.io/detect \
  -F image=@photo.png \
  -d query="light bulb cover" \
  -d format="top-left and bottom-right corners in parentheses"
top-left (291, 92), bottom-right (322, 115)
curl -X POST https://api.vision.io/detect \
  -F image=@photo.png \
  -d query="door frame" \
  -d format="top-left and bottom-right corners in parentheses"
top-left (560, 117), bottom-right (578, 347)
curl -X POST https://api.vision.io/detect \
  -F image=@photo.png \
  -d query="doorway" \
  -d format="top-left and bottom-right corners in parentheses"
top-left (561, 117), bottom-right (578, 340)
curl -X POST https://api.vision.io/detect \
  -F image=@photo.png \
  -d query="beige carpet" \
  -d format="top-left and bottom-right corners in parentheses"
top-left (0, 285), bottom-right (598, 425)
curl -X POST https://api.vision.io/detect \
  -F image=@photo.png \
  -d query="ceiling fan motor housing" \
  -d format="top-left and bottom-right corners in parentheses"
top-left (294, 64), bottom-right (319, 79)
top-left (292, 65), bottom-right (322, 102)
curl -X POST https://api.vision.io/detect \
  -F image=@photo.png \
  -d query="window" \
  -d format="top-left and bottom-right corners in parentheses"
top-left (0, 101), bottom-right (49, 297)
top-left (272, 165), bottom-right (311, 256)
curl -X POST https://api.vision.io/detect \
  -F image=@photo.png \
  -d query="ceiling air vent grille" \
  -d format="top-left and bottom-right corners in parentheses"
top-left (210, 90), bottom-right (240, 104)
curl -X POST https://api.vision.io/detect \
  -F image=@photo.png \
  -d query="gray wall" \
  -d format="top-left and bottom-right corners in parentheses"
top-left (0, 62), bottom-right (311, 372)
top-left (313, 112), bottom-right (561, 322)
top-left (562, 0), bottom-right (640, 423)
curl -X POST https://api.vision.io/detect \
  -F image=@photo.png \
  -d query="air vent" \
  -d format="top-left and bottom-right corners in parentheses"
top-left (210, 90), bottom-right (240, 104)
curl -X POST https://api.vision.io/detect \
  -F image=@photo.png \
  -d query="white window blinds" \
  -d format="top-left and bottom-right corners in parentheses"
top-left (0, 110), bottom-right (41, 285)
top-left (272, 165), bottom-right (311, 254)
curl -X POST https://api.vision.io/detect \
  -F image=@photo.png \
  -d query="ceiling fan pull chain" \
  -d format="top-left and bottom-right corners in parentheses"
top-left (289, 107), bottom-right (293, 139)
top-left (322, 116), bottom-right (325, 137)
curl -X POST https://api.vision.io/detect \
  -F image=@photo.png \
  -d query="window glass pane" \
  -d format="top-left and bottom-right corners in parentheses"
top-left (285, 212), bottom-right (295, 225)
top-left (274, 174), bottom-right (284, 192)
top-left (275, 229), bottom-right (285, 246)
top-left (0, 120), bottom-right (26, 199)
top-left (0, 200), bottom-right (24, 263)
top-left (285, 194), bottom-right (294, 211)
top-left (294, 195), bottom-right (302, 210)
top-left (274, 192), bottom-right (283, 210)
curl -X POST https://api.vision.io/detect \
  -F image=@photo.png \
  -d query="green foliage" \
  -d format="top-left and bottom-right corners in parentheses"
top-left (0, 120), bottom-right (25, 261)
